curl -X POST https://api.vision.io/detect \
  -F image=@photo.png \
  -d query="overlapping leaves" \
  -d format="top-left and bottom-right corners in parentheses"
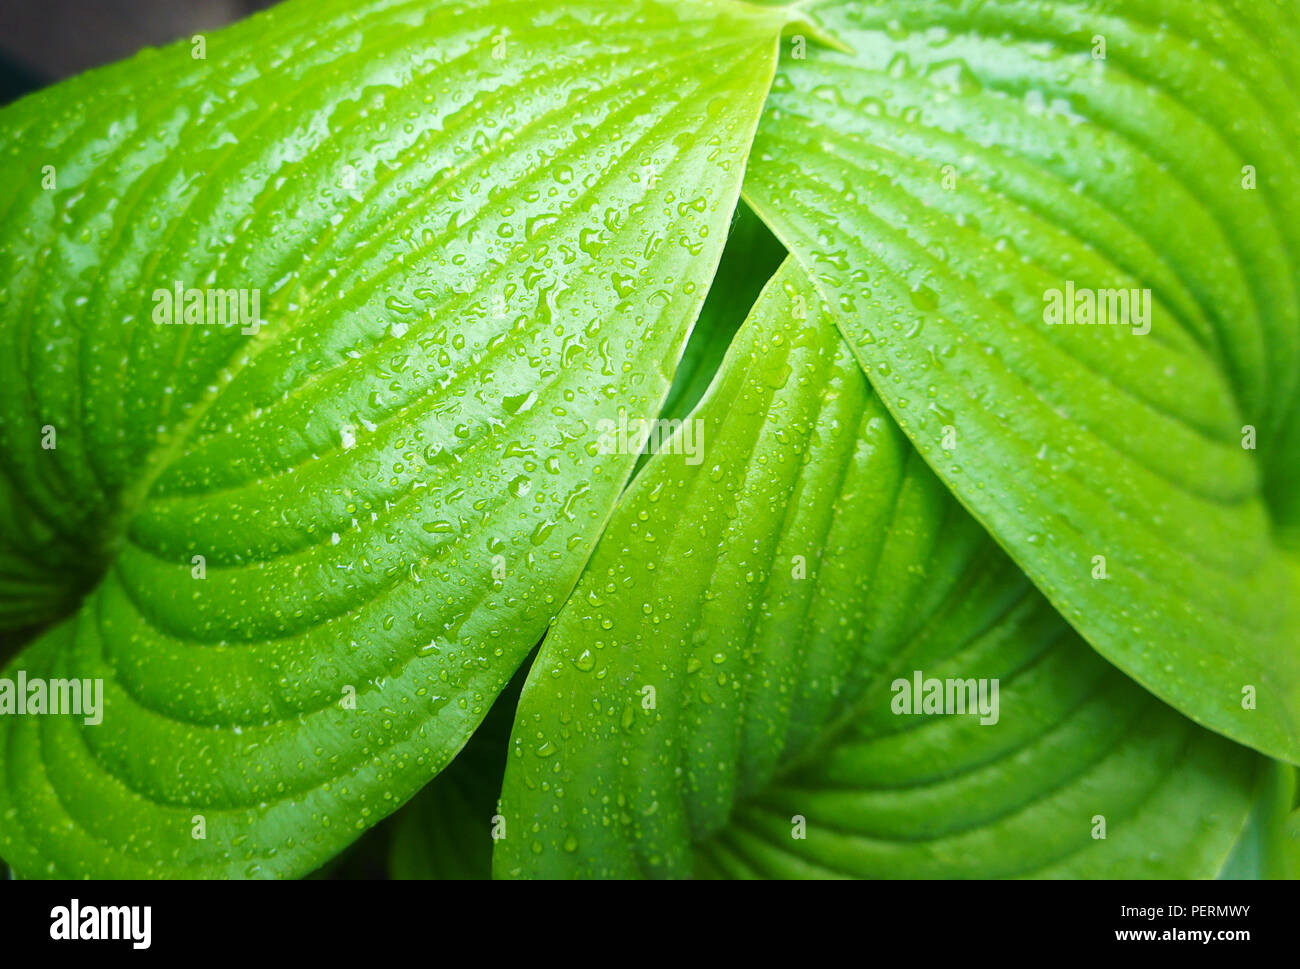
top-left (0, 0), bottom-right (796, 877)
top-left (0, 0), bottom-right (1295, 880)
top-left (744, 0), bottom-right (1300, 762)
top-left (496, 257), bottom-right (1275, 879)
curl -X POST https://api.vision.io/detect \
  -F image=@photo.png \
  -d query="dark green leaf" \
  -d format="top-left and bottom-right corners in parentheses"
top-left (496, 259), bottom-right (1269, 878)
top-left (744, 0), bottom-right (1300, 762)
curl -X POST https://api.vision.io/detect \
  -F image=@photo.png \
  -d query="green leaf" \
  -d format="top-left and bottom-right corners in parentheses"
top-left (1286, 806), bottom-right (1300, 878)
top-left (495, 259), bottom-right (1269, 879)
top-left (629, 202), bottom-right (785, 478)
top-left (743, 0), bottom-right (1300, 762)
top-left (387, 668), bottom-right (520, 880)
top-left (403, 207), bottom-right (784, 877)
top-left (0, 0), bottom-right (794, 878)
top-left (657, 202), bottom-right (787, 428)
top-left (1217, 761), bottom-right (1297, 879)
top-left (387, 733), bottom-right (500, 880)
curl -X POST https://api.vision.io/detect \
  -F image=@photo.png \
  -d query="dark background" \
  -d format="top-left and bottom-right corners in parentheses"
top-left (0, 0), bottom-right (279, 103)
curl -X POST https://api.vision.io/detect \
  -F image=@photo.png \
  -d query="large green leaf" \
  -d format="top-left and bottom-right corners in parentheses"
top-left (1286, 806), bottom-right (1300, 877)
top-left (387, 669), bottom-right (519, 880)
top-left (495, 259), bottom-right (1270, 879)
top-left (1217, 760), bottom-right (1297, 879)
top-left (743, 0), bottom-right (1300, 762)
top-left (0, 0), bottom-right (798, 877)
top-left (629, 201), bottom-right (786, 478)
top-left (390, 211), bottom-right (785, 880)
top-left (656, 202), bottom-right (787, 428)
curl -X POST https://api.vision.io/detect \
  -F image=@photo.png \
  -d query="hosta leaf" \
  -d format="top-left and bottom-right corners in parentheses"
top-left (387, 670), bottom-right (519, 880)
top-left (1216, 761), bottom-right (1297, 879)
top-left (387, 732), bottom-right (500, 880)
top-left (657, 202), bottom-right (786, 427)
top-left (495, 259), bottom-right (1269, 879)
top-left (743, 0), bottom-right (1300, 762)
top-left (1286, 806), bottom-right (1300, 877)
top-left (0, 0), bottom-right (796, 877)
top-left (390, 211), bottom-right (786, 879)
